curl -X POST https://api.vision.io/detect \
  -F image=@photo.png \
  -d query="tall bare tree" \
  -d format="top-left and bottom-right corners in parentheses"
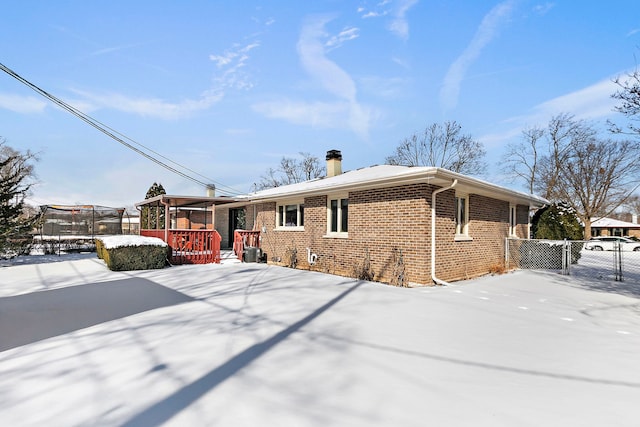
top-left (625, 195), bottom-right (640, 216)
top-left (256, 152), bottom-right (325, 190)
top-left (611, 66), bottom-right (640, 137)
top-left (385, 121), bottom-right (487, 176)
top-left (503, 114), bottom-right (640, 238)
top-left (547, 136), bottom-right (640, 238)
top-left (502, 126), bottom-right (544, 194)
top-left (536, 114), bottom-right (598, 200)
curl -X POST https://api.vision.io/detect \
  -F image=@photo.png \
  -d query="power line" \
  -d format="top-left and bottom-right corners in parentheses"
top-left (0, 62), bottom-right (243, 196)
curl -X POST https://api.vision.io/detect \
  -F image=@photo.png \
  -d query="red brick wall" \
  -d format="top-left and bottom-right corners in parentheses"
top-left (431, 194), bottom-right (508, 281)
top-left (237, 183), bottom-right (530, 285)
top-left (175, 210), bottom-right (214, 230)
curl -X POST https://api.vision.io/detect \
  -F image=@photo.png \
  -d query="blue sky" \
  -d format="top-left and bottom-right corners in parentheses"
top-left (1, 0), bottom-right (639, 208)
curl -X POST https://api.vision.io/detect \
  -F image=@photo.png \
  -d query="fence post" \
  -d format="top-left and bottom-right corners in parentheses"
top-left (505, 237), bottom-right (510, 269)
top-left (614, 241), bottom-right (624, 282)
top-left (563, 239), bottom-right (574, 276)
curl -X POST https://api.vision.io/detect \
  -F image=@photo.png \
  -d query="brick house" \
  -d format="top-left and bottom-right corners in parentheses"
top-left (591, 216), bottom-right (640, 239)
top-left (215, 150), bottom-right (548, 285)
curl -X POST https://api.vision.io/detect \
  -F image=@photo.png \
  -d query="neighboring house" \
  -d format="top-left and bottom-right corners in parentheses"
top-left (214, 150), bottom-right (548, 285)
top-left (591, 217), bottom-right (640, 239)
top-left (121, 214), bottom-right (140, 235)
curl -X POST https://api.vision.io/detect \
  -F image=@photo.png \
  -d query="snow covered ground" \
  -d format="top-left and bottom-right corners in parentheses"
top-left (1, 255), bottom-right (639, 426)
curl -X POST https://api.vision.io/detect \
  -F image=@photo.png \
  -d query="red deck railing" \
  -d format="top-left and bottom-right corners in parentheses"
top-left (233, 230), bottom-right (261, 260)
top-left (141, 229), bottom-right (221, 264)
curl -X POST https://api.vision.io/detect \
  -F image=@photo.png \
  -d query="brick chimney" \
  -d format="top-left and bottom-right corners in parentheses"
top-left (326, 150), bottom-right (342, 177)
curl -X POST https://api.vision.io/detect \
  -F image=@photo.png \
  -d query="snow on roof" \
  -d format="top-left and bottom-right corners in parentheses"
top-left (245, 165), bottom-right (413, 198)
top-left (591, 217), bottom-right (640, 228)
top-left (244, 164), bottom-right (548, 206)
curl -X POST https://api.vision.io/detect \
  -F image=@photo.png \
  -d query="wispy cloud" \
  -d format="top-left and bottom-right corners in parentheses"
top-left (627, 28), bottom-right (640, 37)
top-left (359, 76), bottom-right (408, 98)
top-left (210, 42), bottom-right (260, 90)
top-left (440, 0), bottom-right (515, 112)
top-left (253, 99), bottom-right (360, 129)
top-left (297, 16), bottom-right (358, 100)
top-left (326, 27), bottom-right (360, 51)
top-left (389, 0), bottom-right (418, 40)
top-left (0, 94), bottom-right (48, 113)
top-left (56, 40), bottom-right (260, 120)
top-left (358, 0), bottom-right (417, 39)
top-left (90, 42), bottom-right (145, 57)
top-left (210, 42), bottom-right (259, 68)
top-left (70, 88), bottom-right (223, 120)
top-left (532, 78), bottom-right (618, 120)
top-left (532, 2), bottom-right (555, 16)
top-left (479, 76), bottom-right (620, 147)
top-left (253, 15), bottom-right (373, 139)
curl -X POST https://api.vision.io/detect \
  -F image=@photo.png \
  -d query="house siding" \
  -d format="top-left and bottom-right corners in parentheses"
top-left (239, 182), bottom-right (530, 285)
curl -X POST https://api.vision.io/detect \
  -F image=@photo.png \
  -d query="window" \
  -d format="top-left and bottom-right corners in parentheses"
top-left (328, 196), bottom-right (348, 236)
top-left (455, 194), bottom-right (469, 238)
top-left (509, 204), bottom-right (517, 236)
top-left (276, 202), bottom-right (304, 228)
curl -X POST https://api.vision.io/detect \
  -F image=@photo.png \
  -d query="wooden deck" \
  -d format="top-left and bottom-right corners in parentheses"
top-left (140, 229), bottom-right (222, 264)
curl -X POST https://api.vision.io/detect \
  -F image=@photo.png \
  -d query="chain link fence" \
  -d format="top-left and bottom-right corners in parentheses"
top-left (506, 238), bottom-right (640, 284)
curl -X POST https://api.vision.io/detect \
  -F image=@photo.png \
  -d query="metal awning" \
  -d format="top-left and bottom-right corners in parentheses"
top-left (135, 194), bottom-right (244, 208)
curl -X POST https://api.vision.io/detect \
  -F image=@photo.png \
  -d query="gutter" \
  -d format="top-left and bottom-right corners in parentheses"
top-left (431, 179), bottom-right (457, 286)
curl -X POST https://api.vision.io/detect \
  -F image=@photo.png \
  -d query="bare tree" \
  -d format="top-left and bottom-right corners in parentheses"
top-left (611, 66), bottom-right (640, 137)
top-left (626, 195), bottom-right (640, 215)
top-left (537, 114), bottom-right (598, 200)
top-left (502, 126), bottom-right (544, 194)
top-left (503, 114), bottom-right (640, 238)
top-left (255, 152), bottom-right (325, 190)
top-left (385, 121), bottom-right (487, 175)
top-left (549, 137), bottom-right (640, 238)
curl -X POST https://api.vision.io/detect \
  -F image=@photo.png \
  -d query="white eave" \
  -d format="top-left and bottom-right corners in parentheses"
top-left (135, 194), bottom-right (243, 208)
top-left (242, 165), bottom-right (548, 208)
top-left (591, 217), bottom-right (640, 228)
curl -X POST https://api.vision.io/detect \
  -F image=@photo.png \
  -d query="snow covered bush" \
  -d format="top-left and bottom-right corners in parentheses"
top-left (531, 203), bottom-right (583, 240)
top-left (96, 236), bottom-right (169, 271)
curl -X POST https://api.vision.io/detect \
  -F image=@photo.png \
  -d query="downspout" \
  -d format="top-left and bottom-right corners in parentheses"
top-left (431, 179), bottom-right (458, 286)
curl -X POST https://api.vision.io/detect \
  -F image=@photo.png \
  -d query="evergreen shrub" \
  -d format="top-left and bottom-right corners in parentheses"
top-left (96, 237), bottom-right (169, 271)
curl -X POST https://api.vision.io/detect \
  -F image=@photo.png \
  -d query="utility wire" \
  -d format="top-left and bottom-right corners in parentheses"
top-left (0, 62), bottom-right (243, 196)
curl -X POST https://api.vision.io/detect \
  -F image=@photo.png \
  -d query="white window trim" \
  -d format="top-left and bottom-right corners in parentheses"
top-left (509, 204), bottom-right (518, 237)
top-left (454, 192), bottom-right (472, 241)
top-left (325, 193), bottom-right (348, 238)
top-left (275, 200), bottom-right (304, 231)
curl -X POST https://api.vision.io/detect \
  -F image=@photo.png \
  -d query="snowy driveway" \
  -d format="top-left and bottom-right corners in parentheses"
top-left (1, 257), bottom-right (639, 426)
